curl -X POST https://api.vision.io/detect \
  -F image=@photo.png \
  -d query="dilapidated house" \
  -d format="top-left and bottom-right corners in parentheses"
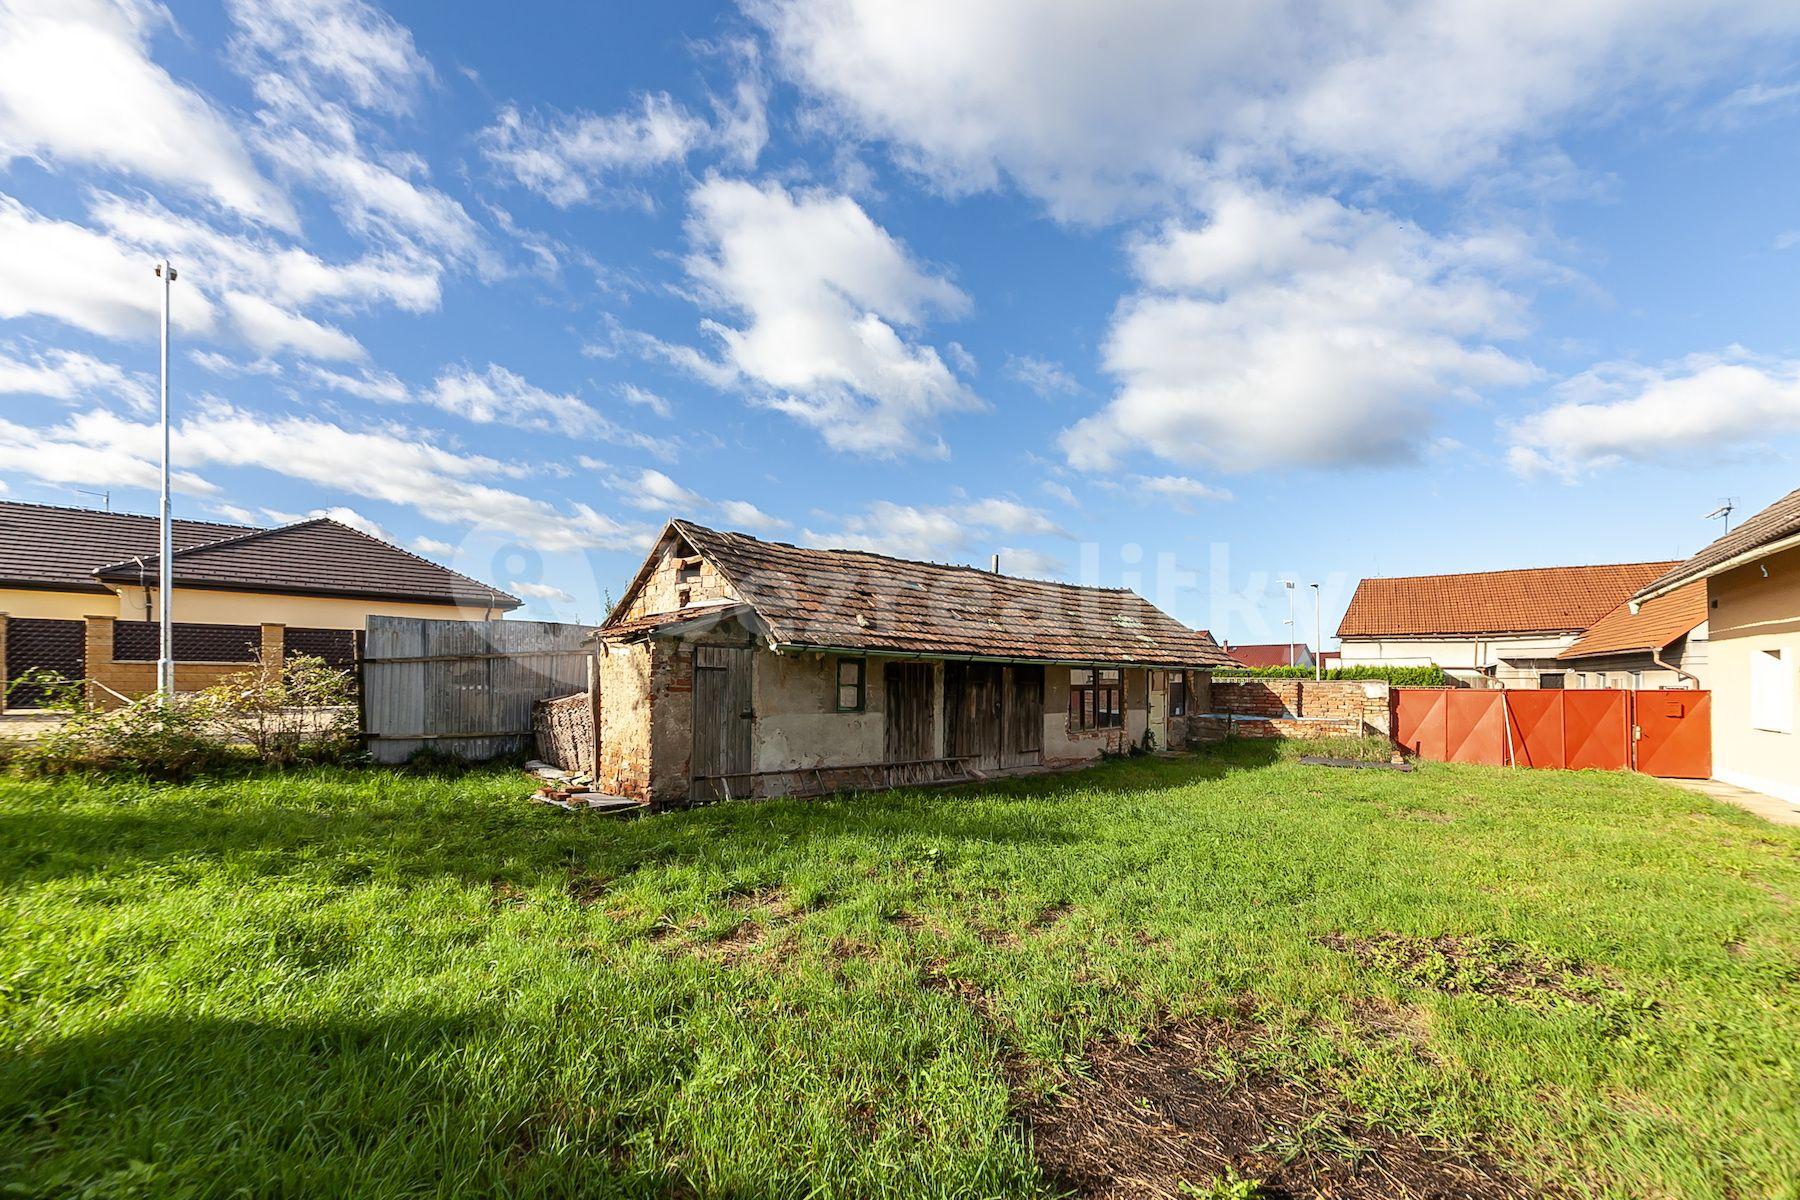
top-left (591, 520), bottom-right (1232, 804)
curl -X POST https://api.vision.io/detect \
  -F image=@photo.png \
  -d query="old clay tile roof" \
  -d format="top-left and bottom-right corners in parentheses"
top-left (1559, 581), bottom-right (1708, 661)
top-left (1336, 560), bottom-right (1680, 639)
top-left (0, 500), bottom-right (257, 593)
top-left (85, 514), bottom-right (519, 609)
top-left (1635, 485), bottom-right (1800, 602)
top-left (612, 519), bottom-right (1233, 667)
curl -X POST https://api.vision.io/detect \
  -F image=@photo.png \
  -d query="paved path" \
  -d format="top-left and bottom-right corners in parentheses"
top-left (1671, 778), bottom-right (1800, 828)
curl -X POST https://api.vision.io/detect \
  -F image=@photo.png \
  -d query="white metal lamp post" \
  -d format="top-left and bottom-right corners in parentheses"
top-left (155, 260), bottom-right (176, 700)
top-left (1309, 582), bottom-right (1322, 681)
top-left (1283, 579), bottom-right (1295, 668)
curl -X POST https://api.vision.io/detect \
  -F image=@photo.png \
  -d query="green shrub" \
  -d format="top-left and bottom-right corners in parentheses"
top-left (9, 654), bottom-right (359, 779)
top-left (1214, 664), bottom-right (1451, 687)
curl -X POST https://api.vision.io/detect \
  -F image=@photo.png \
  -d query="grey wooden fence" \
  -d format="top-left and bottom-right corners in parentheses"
top-left (361, 617), bottom-right (595, 763)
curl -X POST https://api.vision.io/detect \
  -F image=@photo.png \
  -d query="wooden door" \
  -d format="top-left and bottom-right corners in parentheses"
top-left (692, 645), bottom-right (753, 800)
top-left (1146, 670), bottom-right (1168, 749)
top-left (885, 662), bottom-right (934, 762)
top-left (945, 662), bottom-right (1004, 771)
top-left (1002, 665), bottom-right (1044, 767)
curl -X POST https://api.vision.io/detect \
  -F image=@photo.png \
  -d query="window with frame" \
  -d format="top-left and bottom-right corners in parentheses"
top-left (1069, 667), bottom-right (1123, 729)
top-left (1169, 670), bottom-right (1187, 716)
top-left (1750, 647), bottom-right (1794, 734)
top-left (1538, 672), bottom-right (1565, 689)
top-left (835, 657), bottom-right (866, 712)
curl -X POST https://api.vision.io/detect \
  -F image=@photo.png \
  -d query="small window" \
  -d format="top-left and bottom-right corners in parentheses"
top-left (1169, 670), bottom-right (1187, 716)
top-left (1069, 667), bottom-right (1123, 730)
top-left (677, 556), bottom-right (703, 584)
top-left (836, 657), bottom-right (866, 712)
top-left (1538, 673), bottom-right (1565, 689)
top-left (1751, 647), bottom-right (1794, 734)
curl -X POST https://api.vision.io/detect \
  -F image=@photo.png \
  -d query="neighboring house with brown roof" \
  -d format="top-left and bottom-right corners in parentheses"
top-left (1336, 561), bottom-right (1679, 688)
top-left (1632, 487), bottom-right (1800, 806)
top-left (1222, 642), bottom-right (1315, 669)
top-left (0, 501), bottom-right (517, 706)
top-left (589, 519), bottom-right (1232, 804)
top-left (1555, 581), bottom-right (1709, 690)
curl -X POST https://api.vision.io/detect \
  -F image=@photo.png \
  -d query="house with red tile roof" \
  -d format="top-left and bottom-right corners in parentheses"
top-left (1221, 642), bottom-right (1315, 669)
top-left (588, 519), bottom-right (1233, 804)
top-left (1336, 560), bottom-right (1682, 688)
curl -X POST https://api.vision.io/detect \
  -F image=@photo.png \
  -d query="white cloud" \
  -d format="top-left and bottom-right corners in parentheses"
top-left (1508, 349), bottom-right (1800, 477)
top-left (89, 192), bottom-right (442, 314)
top-left (1776, 230), bottom-right (1800, 251)
top-left (301, 363), bottom-right (408, 403)
top-left (753, 0), bottom-right (1800, 219)
top-left (260, 503), bottom-right (391, 540)
top-left (0, 347), bottom-right (153, 410)
top-left (0, 196), bottom-right (221, 339)
top-left (424, 363), bottom-right (658, 450)
top-left (223, 291), bottom-right (366, 361)
top-left (0, 0), bottom-right (293, 228)
top-left (1061, 184), bottom-right (1539, 472)
top-left (992, 545), bottom-right (1065, 579)
top-left (623, 468), bottom-right (702, 513)
top-left (225, 0), bottom-right (433, 115)
top-left (258, 119), bottom-right (486, 263)
top-left (1006, 354), bottom-right (1079, 398)
top-left (479, 95), bottom-right (711, 206)
top-left (191, 350), bottom-right (283, 379)
top-left (715, 498), bottom-right (788, 532)
top-left (412, 535), bottom-right (456, 556)
top-left (666, 177), bottom-right (978, 456)
top-left (1131, 474), bottom-right (1233, 509)
top-left (803, 496), bottom-right (1064, 561)
top-left (619, 383), bottom-right (672, 418)
top-left (0, 402), bottom-right (646, 552)
top-left (510, 579), bottom-right (575, 604)
top-left (1040, 480), bottom-right (1078, 507)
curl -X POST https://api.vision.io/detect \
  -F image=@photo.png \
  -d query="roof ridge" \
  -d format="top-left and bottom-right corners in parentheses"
top-left (674, 517), bottom-right (1133, 593)
top-left (92, 516), bottom-right (316, 574)
top-left (1356, 560), bottom-right (1680, 586)
top-left (0, 497), bottom-right (258, 533)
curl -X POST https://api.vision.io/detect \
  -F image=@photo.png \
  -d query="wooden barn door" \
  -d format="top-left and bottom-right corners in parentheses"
top-left (692, 645), bottom-right (753, 800)
top-left (945, 662), bottom-right (1004, 771)
top-left (1002, 664), bottom-right (1044, 767)
top-left (884, 662), bottom-right (934, 762)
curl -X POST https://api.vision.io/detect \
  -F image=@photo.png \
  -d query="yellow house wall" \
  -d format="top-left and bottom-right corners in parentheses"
top-left (1707, 543), bottom-right (1800, 805)
top-left (0, 588), bottom-right (120, 620)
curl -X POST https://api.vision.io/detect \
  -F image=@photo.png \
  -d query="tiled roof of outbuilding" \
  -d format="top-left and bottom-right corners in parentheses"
top-left (1337, 561), bottom-right (1679, 638)
top-left (609, 520), bottom-right (1232, 667)
top-left (1558, 581), bottom-right (1708, 660)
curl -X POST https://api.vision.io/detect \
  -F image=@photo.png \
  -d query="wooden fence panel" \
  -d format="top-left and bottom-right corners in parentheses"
top-left (362, 617), bottom-right (594, 764)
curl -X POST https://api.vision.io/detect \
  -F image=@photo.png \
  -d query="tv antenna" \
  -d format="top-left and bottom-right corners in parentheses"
top-left (72, 488), bottom-right (111, 512)
top-left (1703, 498), bottom-right (1737, 534)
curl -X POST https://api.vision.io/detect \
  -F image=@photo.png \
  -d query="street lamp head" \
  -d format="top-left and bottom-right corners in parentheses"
top-left (153, 263), bottom-right (177, 281)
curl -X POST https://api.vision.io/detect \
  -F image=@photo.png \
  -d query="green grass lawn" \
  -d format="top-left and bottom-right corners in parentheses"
top-left (2, 741), bottom-right (1796, 1199)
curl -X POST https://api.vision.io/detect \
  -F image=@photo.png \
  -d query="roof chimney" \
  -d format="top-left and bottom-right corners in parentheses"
top-left (991, 552), bottom-right (1000, 574)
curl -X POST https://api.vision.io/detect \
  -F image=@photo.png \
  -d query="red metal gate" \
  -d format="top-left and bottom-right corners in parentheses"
top-left (1391, 688), bottom-right (1709, 777)
top-left (1633, 691), bottom-right (1712, 779)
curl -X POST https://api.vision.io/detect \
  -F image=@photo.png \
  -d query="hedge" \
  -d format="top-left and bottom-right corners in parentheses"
top-left (1212, 664), bottom-right (1452, 687)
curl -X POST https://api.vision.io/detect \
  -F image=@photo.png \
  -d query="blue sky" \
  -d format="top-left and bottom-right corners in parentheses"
top-left (1, 1), bottom-right (1798, 646)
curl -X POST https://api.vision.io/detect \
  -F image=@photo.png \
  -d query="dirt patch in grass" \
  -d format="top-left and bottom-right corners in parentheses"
top-left (1018, 1018), bottom-right (1535, 1200)
top-left (1324, 933), bottom-right (1608, 1004)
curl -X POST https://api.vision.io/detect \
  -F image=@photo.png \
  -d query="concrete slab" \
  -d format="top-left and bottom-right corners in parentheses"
top-left (1670, 778), bottom-right (1800, 828)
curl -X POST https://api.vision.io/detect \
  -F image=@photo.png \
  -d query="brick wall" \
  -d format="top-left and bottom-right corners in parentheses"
top-left (624, 541), bottom-right (736, 621)
top-left (1196, 678), bottom-right (1391, 740)
top-left (83, 617), bottom-right (284, 708)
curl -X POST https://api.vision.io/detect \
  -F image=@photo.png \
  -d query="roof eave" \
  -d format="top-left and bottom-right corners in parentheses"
top-left (1632, 528), bottom-right (1800, 607)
